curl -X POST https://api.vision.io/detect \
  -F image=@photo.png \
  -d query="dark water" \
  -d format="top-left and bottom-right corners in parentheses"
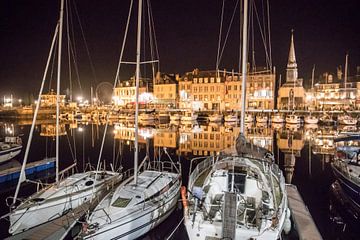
top-left (0, 120), bottom-right (359, 239)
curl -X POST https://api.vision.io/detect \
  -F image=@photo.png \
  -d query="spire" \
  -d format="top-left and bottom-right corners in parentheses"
top-left (287, 29), bottom-right (297, 68)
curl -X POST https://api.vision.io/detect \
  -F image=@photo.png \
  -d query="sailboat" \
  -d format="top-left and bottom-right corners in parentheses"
top-left (0, 136), bottom-right (22, 164)
top-left (5, 1), bottom-right (120, 235)
top-left (81, 1), bottom-right (181, 239)
top-left (183, 1), bottom-right (290, 239)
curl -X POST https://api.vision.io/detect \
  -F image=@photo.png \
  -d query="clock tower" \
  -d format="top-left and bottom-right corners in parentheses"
top-left (286, 30), bottom-right (298, 83)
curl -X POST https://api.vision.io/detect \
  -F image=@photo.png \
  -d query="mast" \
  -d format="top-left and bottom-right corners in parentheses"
top-left (240, 0), bottom-right (249, 134)
top-left (311, 65), bottom-right (315, 89)
top-left (13, 25), bottom-right (59, 204)
top-left (344, 53), bottom-right (348, 99)
top-left (56, 0), bottom-right (65, 184)
top-left (134, 0), bottom-right (143, 185)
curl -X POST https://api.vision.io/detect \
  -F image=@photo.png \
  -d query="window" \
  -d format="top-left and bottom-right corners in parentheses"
top-left (234, 85), bottom-right (237, 91)
top-left (112, 198), bottom-right (132, 208)
top-left (228, 86), bottom-right (232, 91)
top-left (199, 78), bottom-right (203, 83)
top-left (210, 77), bottom-right (215, 83)
top-left (204, 86), bottom-right (208, 92)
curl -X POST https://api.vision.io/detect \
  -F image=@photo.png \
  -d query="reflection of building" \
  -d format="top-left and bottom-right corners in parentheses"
top-left (40, 123), bottom-right (66, 137)
top-left (40, 90), bottom-right (66, 107)
top-left (312, 128), bottom-right (336, 155)
top-left (277, 128), bottom-right (304, 183)
top-left (153, 72), bottom-right (178, 109)
top-left (192, 125), bottom-right (224, 156)
top-left (246, 127), bottom-right (273, 151)
top-left (277, 31), bottom-right (305, 110)
top-left (154, 129), bottom-right (177, 148)
top-left (113, 125), bottom-right (147, 144)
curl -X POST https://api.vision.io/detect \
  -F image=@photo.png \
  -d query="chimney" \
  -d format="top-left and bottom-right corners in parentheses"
top-left (357, 66), bottom-right (360, 77)
top-left (223, 69), bottom-right (226, 77)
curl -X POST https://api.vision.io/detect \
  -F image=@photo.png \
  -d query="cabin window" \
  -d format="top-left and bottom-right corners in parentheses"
top-left (112, 197), bottom-right (132, 208)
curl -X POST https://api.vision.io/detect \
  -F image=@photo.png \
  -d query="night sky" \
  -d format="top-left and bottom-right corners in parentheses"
top-left (1, 0), bottom-right (360, 101)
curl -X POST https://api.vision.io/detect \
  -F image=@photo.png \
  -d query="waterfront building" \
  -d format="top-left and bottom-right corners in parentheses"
top-left (225, 69), bottom-right (275, 111)
top-left (153, 72), bottom-right (178, 109)
top-left (178, 68), bottom-right (275, 112)
top-left (113, 77), bottom-right (147, 107)
top-left (40, 89), bottom-right (66, 107)
top-left (277, 31), bottom-right (305, 110)
top-left (308, 69), bottom-right (360, 111)
top-left (179, 69), bottom-right (226, 111)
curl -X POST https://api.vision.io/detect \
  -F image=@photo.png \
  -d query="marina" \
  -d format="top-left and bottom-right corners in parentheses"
top-left (1, 0), bottom-right (360, 239)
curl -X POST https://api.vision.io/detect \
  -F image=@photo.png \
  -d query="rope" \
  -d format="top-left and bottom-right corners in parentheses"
top-left (216, 0), bottom-right (225, 74)
top-left (166, 215), bottom-right (184, 240)
top-left (114, 0), bottom-right (134, 87)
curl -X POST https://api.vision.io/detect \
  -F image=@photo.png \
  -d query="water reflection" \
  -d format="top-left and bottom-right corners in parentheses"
top-left (1, 119), bottom-right (360, 239)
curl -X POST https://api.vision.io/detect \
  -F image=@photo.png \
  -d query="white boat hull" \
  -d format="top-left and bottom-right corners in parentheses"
top-left (305, 116), bottom-right (318, 124)
top-left (84, 172), bottom-right (180, 240)
top-left (9, 171), bottom-right (120, 234)
top-left (0, 145), bottom-right (22, 164)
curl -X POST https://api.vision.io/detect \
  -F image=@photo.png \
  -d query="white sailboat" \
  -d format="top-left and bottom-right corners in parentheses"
top-left (256, 114), bottom-right (268, 124)
top-left (338, 114), bottom-right (357, 125)
top-left (304, 115), bottom-right (319, 124)
top-left (81, 1), bottom-right (181, 239)
top-left (271, 113), bottom-right (284, 123)
top-left (6, 1), bottom-right (120, 234)
top-left (0, 136), bottom-right (22, 164)
top-left (183, 1), bottom-right (290, 239)
top-left (285, 113), bottom-right (301, 124)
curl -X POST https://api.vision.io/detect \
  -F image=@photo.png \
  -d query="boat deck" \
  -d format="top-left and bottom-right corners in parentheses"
top-left (6, 200), bottom-right (89, 240)
top-left (286, 184), bottom-right (323, 240)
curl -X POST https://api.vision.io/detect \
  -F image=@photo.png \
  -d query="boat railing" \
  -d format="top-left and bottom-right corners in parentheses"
top-left (188, 156), bottom-right (215, 190)
top-left (147, 160), bottom-right (181, 174)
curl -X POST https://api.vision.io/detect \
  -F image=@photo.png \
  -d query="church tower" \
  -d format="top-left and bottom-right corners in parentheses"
top-left (286, 30), bottom-right (298, 83)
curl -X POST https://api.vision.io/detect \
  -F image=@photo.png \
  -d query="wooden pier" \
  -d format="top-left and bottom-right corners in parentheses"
top-left (286, 184), bottom-right (323, 240)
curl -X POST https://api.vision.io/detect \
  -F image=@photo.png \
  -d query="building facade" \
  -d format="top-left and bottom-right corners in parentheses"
top-left (40, 90), bottom-right (66, 107)
top-left (153, 72), bottom-right (178, 109)
top-left (113, 78), bottom-right (147, 107)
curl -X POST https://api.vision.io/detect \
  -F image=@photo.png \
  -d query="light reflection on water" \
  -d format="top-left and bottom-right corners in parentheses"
top-left (0, 119), bottom-right (359, 239)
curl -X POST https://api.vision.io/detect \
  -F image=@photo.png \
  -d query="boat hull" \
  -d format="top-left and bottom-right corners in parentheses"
top-left (332, 164), bottom-right (360, 207)
top-left (9, 171), bottom-right (120, 234)
top-left (84, 177), bottom-right (180, 240)
top-left (0, 145), bottom-right (22, 164)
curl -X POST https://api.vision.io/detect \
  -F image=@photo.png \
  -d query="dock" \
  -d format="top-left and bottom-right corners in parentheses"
top-left (286, 184), bottom-right (323, 240)
top-left (0, 158), bottom-right (55, 183)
